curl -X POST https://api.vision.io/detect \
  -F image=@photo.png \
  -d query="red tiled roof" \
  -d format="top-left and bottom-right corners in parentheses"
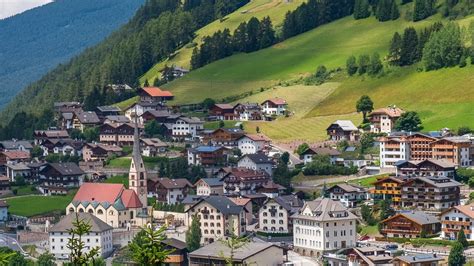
top-left (142, 87), bottom-right (173, 97)
top-left (369, 107), bottom-right (404, 118)
top-left (242, 134), bottom-right (270, 142)
top-left (73, 183), bottom-right (124, 204)
top-left (263, 98), bottom-right (287, 105)
top-left (121, 189), bottom-right (143, 208)
top-left (229, 197), bottom-right (251, 206)
top-left (1, 151), bottom-right (30, 159)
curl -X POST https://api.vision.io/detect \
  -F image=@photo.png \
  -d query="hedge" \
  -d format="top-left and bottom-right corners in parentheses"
top-left (375, 237), bottom-right (474, 247)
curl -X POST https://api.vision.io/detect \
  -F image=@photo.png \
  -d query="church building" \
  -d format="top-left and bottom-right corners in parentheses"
top-left (66, 116), bottom-right (151, 228)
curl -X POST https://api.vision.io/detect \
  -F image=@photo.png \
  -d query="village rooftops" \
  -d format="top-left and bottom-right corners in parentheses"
top-left (178, 116), bottom-right (203, 124)
top-left (301, 147), bottom-right (341, 156)
top-left (442, 204), bottom-right (474, 218)
top-left (189, 241), bottom-right (279, 261)
top-left (187, 195), bottom-right (243, 215)
top-left (189, 146), bottom-right (226, 153)
top-left (328, 120), bottom-right (358, 131)
top-left (368, 106), bottom-right (404, 117)
top-left (105, 115), bottom-right (130, 123)
top-left (46, 163), bottom-right (84, 176)
top-left (0, 140), bottom-right (33, 150)
top-left (85, 143), bottom-right (123, 152)
top-left (72, 183), bottom-right (142, 209)
top-left (213, 103), bottom-right (234, 110)
top-left (195, 178), bottom-right (223, 187)
top-left (50, 213), bottom-right (112, 233)
top-left (241, 153), bottom-right (272, 164)
top-left (238, 134), bottom-right (270, 142)
top-left (34, 130), bottom-right (69, 139)
top-left (391, 254), bottom-right (442, 264)
top-left (328, 183), bottom-right (366, 193)
top-left (433, 136), bottom-right (471, 144)
top-left (1, 150), bottom-right (30, 160)
top-left (141, 138), bottom-right (168, 148)
top-left (96, 106), bottom-right (121, 112)
top-left (406, 176), bottom-right (462, 188)
top-left (74, 111), bottom-right (100, 124)
top-left (383, 211), bottom-right (439, 225)
top-left (261, 98), bottom-right (287, 105)
top-left (223, 168), bottom-right (269, 181)
top-left (395, 159), bottom-right (456, 169)
top-left (292, 198), bottom-right (358, 222)
top-left (141, 87), bottom-right (173, 98)
top-left (153, 177), bottom-right (192, 189)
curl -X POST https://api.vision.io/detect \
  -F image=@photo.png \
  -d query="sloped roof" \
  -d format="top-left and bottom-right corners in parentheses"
top-left (238, 134), bottom-right (270, 142)
top-left (224, 168), bottom-right (269, 181)
top-left (406, 176), bottom-right (462, 188)
top-left (163, 238), bottom-right (187, 250)
top-left (141, 138), bottom-right (168, 148)
top-left (330, 120), bottom-right (358, 131)
top-left (1, 151), bottom-right (30, 160)
top-left (142, 87), bottom-right (173, 97)
top-left (74, 111), bottom-right (100, 124)
top-left (229, 197), bottom-right (251, 206)
top-left (241, 153), bottom-right (272, 164)
top-left (392, 254), bottom-right (442, 264)
top-left (73, 183), bottom-right (124, 204)
top-left (191, 146), bottom-right (225, 153)
top-left (156, 178), bottom-right (192, 189)
top-left (293, 198), bottom-right (357, 221)
top-left (121, 189), bottom-right (143, 208)
top-left (369, 107), bottom-right (404, 118)
top-left (86, 143), bottom-right (122, 152)
top-left (97, 106), bottom-right (120, 112)
top-left (214, 103), bottom-right (234, 110)
top-left (196, 178), bottom-right (223, 187)
top-left (189, 241), bottom-right (280, 260)
top-left (0, 140), bottom-right (33, 150)
top-left (50, 213), bottom-right (112, 233)
top-left (329, 183), bottom-right (366, 193)
top-left (301, 147), bottom-right (341, 156)
top-left (34, 130), bottom-right (69, 138)
top-left (383, 211), bottom-right (439, 225)
top-left (396, 159), bottom-right (455, 169)
top-left (47, 163), bottom-right (84, 176)
top-left (447, 204), bottom-right (474, 219)
top-left (188, 195), bottom-right (243, 215)
top-left (105, 115), bottom-right (130, 123)
top-left (262, 98), bottom-right (287, 105)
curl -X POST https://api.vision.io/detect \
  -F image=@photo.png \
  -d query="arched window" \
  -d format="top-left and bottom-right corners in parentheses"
top-left (88, 209), bottom-right (94, 214)
top-left (97, 209), bottom-right (104, 215)
top-left (68, 207), bottom-right (74, 213)
top-left (78, 208), bottom-right (84, 213)
top-left (204, 230), bottom-right (209, 234)
top-left (109, 210), bottom-right (114, 216)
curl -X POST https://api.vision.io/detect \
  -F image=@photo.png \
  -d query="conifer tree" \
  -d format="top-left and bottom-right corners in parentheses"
top-left (358, 54), bottom-right (371, 75)
top-left (258, 17), bottom-right (276, 49)
top-left (245, 17), bottom-right (261, 52)
top-left (346, 56), bottom-right (358, 76)
top-left (388, 32), bottom-right (403, 65)
top-left (186, 214), bottom-right (202, 252)
top-left (368, 52), bottom-right (383, 76)
top-left (390, 0), bottom-right (400, 19)
top-left (354, 0), bottom-right (371, 19)
top-left (232, 22), bottom-right (248, 53)
top-left (400, 27), bottom-right (419, 66)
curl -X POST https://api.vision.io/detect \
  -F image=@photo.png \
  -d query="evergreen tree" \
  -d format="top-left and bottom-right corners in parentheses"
top-left (394, 111), bottom-right (423, 131)
top-left (376, 0), bottom-right (394, 21)
top-left (186, 214), bottom-right (202, 252)
top-left (390, 0), bottom-right (400, 19)
top-left (423, 22), bottom-right (464, 70)
top-left (190, 47), bottom-right (201, 70)
top-left (400, 27), bottom-right (419, 66)
top-left (388, 32), bottom-right (403, 65)
top-left (67, 214), bottom-right (100, 265)
top-left (413, 0), bottom-right (426, 21)
top-left (129, 226), bottom-right (173, 265)
top-left (143, 79), bottom-right (150, 87)
top-left (257, 17), bottom-right (276, 49)
top-left (457, 230), bottom-right (469, 248)
top-left (354, 0), bottom-right (371, 19)
top-left (448, 242), bottom-right (466, 266)
top-left (368, 52), bottom-right (383, 76)
top-left (245, 17), bottom-right (261, 52)
top-left (232, 22), bottom-right (248, 52)
top-left (282, 11), bottom-right (297, 39)
top-left (346, 55), bottom-right (359, 76)
top-left (358, 54), bottom-right (371, 75)
top-left (37, 252), bottom-right (55, 266)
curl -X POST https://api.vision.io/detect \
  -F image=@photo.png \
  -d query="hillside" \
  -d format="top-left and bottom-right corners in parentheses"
top-left (141, 0), bottom-right (305, 83)
top-left (0, 0), bottom-right (144, 109)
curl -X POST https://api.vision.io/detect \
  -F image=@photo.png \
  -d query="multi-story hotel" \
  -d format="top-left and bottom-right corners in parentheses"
top-left (370, 176), bottom-right (405, 207)
top-left (379, 136), bottom-right (410, 168)
top-left (441, 204), bottom-right (474, 240)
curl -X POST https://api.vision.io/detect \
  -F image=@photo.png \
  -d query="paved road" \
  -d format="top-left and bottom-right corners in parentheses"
top-left (287, 251), bottom-right (319, 266)
top-left (0, 234), bottom-right (25, 253)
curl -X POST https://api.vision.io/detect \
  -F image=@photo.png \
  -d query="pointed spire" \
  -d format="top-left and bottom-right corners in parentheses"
top-left (133, 105), bottom-right (140, 160)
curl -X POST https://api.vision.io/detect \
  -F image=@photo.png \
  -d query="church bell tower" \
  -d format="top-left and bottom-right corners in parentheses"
top-left (129, 111), bottom-right (148, 208)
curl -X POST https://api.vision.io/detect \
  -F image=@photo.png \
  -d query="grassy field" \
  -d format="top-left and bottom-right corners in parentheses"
top-left (7, 193), bottom-right (75, 217)
top-left (104, 175), bottom-right (129, 188)
top-left (141, 0), bottom-right (305, 84)
top-left (106, 156), bottom-right (170, 169)
top-left (10, 185), bottom-right (39, 196)
top-left (360, 225), bottom-right (380, 236)
top-left (204, 120), bottom-right (241, 130)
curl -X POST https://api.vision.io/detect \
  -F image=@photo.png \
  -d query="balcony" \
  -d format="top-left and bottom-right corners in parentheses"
top-left (442, 228), bottom-right (471, 234)
top-left (443, 221), bottom-right (471, 226)
top-left (382, 228), bottom-right (420, 234)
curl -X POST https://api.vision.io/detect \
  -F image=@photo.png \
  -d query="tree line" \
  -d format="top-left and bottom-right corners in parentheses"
top-left (191, 16), bottom-right (276, 69)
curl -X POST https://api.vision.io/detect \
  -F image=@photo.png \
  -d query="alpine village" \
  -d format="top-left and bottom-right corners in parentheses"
top-left (1, 0), bottom-right (474, 265)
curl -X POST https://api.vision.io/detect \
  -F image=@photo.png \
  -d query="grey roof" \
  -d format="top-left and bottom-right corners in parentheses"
top-left (163, 238), bottom-right (187, 250)
top-left (393, 254), bottom-right (442, 263)
top-left (329, 183), bottom-right (366, 193)
top-left (105, 115), bottom-right (130, 123)
top-left (292, 198), bottom-right (358, 221)
top-left (50, 213), bottom-right (113, 233)
top-left (241, 153), bottom-right (273, 164)
top-left (181, 195), bottom-right (205, 205)
top-left (189, 241), bottom-right (281, 261)
top-left (188, 195), bottom-right (243, 215)
top-left (74, 111), bottom-right (100, 124)
top-left (411, 176), bottom-right (462, 188)
top-left (179, 116), bottom-right (203, 124)
top-left (5, 163), bottom-right (30, 171)
top-left (395, 211), bottom-right (439, 225)
top-left (0, 140), bottom-right (33, 150)
top-left (198, 178), bottom-right (223, 187)
top-left (302, 147), bottom-right (341, 156)
top-left (438, 136), bottom-right (471, 143)
top-left (331, 120), bottom-right (358, 131)
top-left (46, 163), bottom-right (84, 176)
top-left (396, 159), bottom-right (456, 169)
top-left (141, 138), bottom-right (168, 148)
top-left (278, 195), bottom-right (304, 209)
top-left (97, 106), bottom-right (121, 112)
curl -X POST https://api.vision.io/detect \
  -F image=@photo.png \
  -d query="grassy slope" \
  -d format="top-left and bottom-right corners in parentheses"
top-left (7, 193), bottom-right (75, 217)
top-left (141, 0), bottom-right (305, 83)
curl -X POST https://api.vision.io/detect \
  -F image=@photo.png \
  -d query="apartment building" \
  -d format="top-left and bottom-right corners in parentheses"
top-left (195, 178), bottom-right (224, 196)
top-left (441, 204), bottom-right (474, 240)
top-left (292, 198), bottom-right (357, 257)
top-left (221, 168), bottom-right (270, 196)
top-left (431, 136), bottom-right (471, 167)
top-left (327, 183), bottom-right (368, 208)
top-left (400, 176), bottom-right (461, 213)
top-left (370, 176), bottom-right (405, 207)
top-left (379, 136), bottom-right (410, 168)
top-left (258, 195), bottom-right (303, 234)
top-left (395, 159), bottom-right (455, 178)
top-left (237, 134), bottom-right (271, 155)
top-left (405, 133), bottom-right (438, 160)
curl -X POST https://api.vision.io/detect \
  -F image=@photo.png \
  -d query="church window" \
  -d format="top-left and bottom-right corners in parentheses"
top-left (88, 209), bottom-right (94, 214)
top-left (68, 207), bottom-right (74, 213)
top-left (140, 173), bottom-right (144, 180)
top-left (109, 211), bottom-right (114, 216)
top-left (97, 210), bottom-right (104, 215)
top-left (78, 208), bottom-right (84, 213)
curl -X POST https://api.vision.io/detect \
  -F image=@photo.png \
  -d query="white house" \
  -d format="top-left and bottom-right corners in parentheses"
top-left (258, 195), bottom-right (303, 234)
top-left (172, 117), bottom-right (204, 140)
top-left (49, 213), bottom-right (113, 259)
top-left (194, 178), bottom-right (224, 196)
top-left (124, 102), bottom-right (164, 121)
top-left (368, 106), bottom-right (404, 134)
top-left (292, 198), bottom-right (357, 257)
top-left (300, 147), bottom-right (341, 165)
top-left (237, 134), bottom-right (270, 155)
top-left (326, 183), bottom-right (368, 208)
top-left (261, 98), bottom-right (287, 116)
top-left (237, 153), bottom-right (273, 176)
top-left (379, 136), bottom-right (410, 168)
top-left (441, 204), bottom-right (474, 240)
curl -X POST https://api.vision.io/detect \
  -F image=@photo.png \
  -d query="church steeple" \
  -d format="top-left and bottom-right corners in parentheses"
top-left (129, 110), bottom-right (148, 208)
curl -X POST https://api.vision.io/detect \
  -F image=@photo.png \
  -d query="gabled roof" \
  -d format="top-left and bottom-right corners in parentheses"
top-left (443, 204), bottom-right (474, 219)
top-left (50, 213), bottom-right (112, 233)
top-left (223, 168), bottom-right (269, 181)
top-left (179, 116), bottom-right (203, 124)
top-left (391, 254), bottom-right (442, 264)
top-left (73, 183), bottom-right (124, 203)
top-left (404, 176), bottom-right (462, 188)
top-left (96, 106), bottom-right (121, 112)
top-left (213, 103), bottom-right (234, 110)
top-left (368, 106), bottom-right (404, 118)
top-left (105, 115), bottom-right (130, 123)
top-left (34, 130), bottom-right (69, 139)
top-left (382, 211), bottom-right (439, 225)
top-left (46, 163), bottom-right (84, 176)
top-left (1, 151), bottom-right (30, 160)
top-left (293, 198), bottom-right (357, 221)
top-left (238, 134), bottom-right (270, 142)
top-left (372, 176), bottom-right (405, 185)
top-left (396, 159), bottom-right (455, 169)
top-left (432, 136), bottom-right (471, 144)
top-left (328, 183), bottom-right (366, 193)
top-left (196, 178), bottom-right (223, 187)
top-left (141, 138), bottom-right (168, 148)
top-left (240, 153), bottom-right (273, 164)
top-left (301, 147), bottom-right (341, 156)
top-left (0, 140), bottom-right (33, 150)
top-left (121, 189), bottom-right (143, 208)
top-left (85, 143), bottom-right (122, 152)
top-left (189, 241), bottom-right (280, 261)
top-left (141, 87), bottom-right (173, 97)
top-left (163, 238), bottom-right (187, 250)
top-left (190, 146), bottom-right (226, 153)
top-left (188, 195), bottom-right (243, 215)
top-left (155, 178), bottom-right (192, 189)
top-left (229, 197), bottom-right (251, 206)
top-left (262, 98), bottom-right (287, 105)
top-left (328, 120), bottom-right (358, 131)
top-left (74, 111), bottom-right (100, 124)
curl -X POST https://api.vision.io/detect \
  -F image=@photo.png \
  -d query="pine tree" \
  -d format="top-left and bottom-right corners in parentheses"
top-left (282, 11), bottom-right (297, 39)
top-left (186, 214), bottom-right (202, 252)
top-left (390, 0), bottom-right (400, 19)
top-left (388, 32), bottom-right (403, 65)
top-left (346, 55), bottom-right (359, 76)
top-left (413, 0), bottom-right (435, 21)
top-left (245, 17), bottom-right (260, 52)
top-left (375, 0), bottom-right (392, 21)
top-left (457, 230), bottom-right (469, 248)
top-left (190, 47), bottom-right (201, 70)
top-left (257, 17), bottom-right (276, 49)
top-left (354, 0), bottom-right (371, 19)
top-left (448, 242), bottom-right (466, 266)
top-left (232, 22), bottom-right (248, 53)
top-left (400, 27), bottom-right (419, 66)
top-left (368, 52), bottom-right (383, 76)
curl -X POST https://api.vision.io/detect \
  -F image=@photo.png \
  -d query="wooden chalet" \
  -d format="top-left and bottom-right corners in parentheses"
top-left (380, 211), bottom-right (440, 238)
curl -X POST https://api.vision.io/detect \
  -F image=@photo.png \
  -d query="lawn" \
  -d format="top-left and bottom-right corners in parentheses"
top-left (141, 0), bottom-right (305, 84)
top-left (348, 175), bottom-right (384, 188)
top-left (204, 120), bottom-right (241, 130)
top-left (360, 225), bottom-right (380, 237)
top-left (104, 175), bottom-right (129, 188)
top-left (10, 185), bottom-right (40, 196)
top-left (7, 193), bottom-right (75, 217)
top-left (106, 156), bottom-right (170, 169)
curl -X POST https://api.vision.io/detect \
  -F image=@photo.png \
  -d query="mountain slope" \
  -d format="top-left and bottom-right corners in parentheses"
top-left (141, 0), bottom-right (305, 83)
top-left (0, 0), bottom-right (144, 108)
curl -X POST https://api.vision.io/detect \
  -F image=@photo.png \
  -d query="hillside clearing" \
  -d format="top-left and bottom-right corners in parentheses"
top-left (7, 193), bottom-right (75, 217)
top-left (141, 0), bottom-right (305, 83)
